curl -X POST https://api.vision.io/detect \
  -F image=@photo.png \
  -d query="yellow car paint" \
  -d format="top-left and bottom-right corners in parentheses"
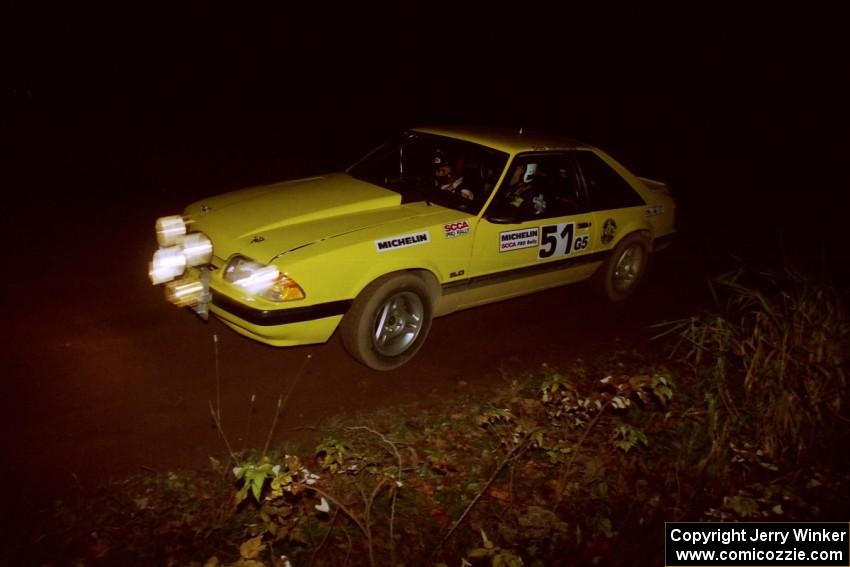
top-left (152, 126), bottom-right (676, 352)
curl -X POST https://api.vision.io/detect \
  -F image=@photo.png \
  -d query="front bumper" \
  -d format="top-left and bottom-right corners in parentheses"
top-left (166, 268), bottom-right (350, 347)
top-left (211, 292), bottom-right (351, 326)
top-left (210, 301), bottom-right (345, 347)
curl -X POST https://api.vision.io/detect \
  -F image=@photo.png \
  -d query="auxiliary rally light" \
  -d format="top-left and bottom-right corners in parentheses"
top-left (156, 215), bottom-right (187, 247)
top-left (165, 277), bottom-right (206, 307)
top-left (149, 215), bottom-right (214, 310)
top-left (180, 232), bottom-right (213, 266)
top-left (149, 246), bottom-right (187, 285)
top-left (149, 215), bottom-right (213, 286)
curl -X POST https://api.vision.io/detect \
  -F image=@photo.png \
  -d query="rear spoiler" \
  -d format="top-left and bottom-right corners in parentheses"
top-left (637, 176), bottom-right (670, 193)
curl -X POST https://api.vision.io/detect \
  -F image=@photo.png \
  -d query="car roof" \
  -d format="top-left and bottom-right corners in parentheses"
top-left (411, 126), bottom-right (593, 155)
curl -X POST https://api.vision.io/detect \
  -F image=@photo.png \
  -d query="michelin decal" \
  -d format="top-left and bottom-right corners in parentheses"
top-left (499, 227), bottom-right (539, 252)
top-left (375, 231), bottom-right (431, 252)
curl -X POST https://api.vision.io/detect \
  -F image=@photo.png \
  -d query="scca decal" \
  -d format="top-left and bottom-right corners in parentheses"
top-left (499, 227), bottom-right (539, 252)
top-left (444, 220), bottom-right (470, 238)
top-left (375, 231), bottom-right (431, 252)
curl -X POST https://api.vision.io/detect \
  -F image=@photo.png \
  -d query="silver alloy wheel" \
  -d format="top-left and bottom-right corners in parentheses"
top-left (372, 291), bottom-right (424, 357)
top-left (613, 244), bottom-right (645, 293)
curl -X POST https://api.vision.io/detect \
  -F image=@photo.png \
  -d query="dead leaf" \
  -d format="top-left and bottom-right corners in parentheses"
top-left (427, 456), bottom-right (458, 474)
top-left (488, 486), bottom-right (511, 502)
top-left (239, 536), bottom-right (265, 560)
top-left (544, 479), bottom-right (560, 496)
top-left (289, 528), bottom-right (308, 545)
top-left (430, 508), bottom-right (450, 525)
top-left (133, 497), bottom-right (150, 510)
top-left (314, 497), bottom-right (330, 513)
top-left (89, 537), bottom-right (110, 559)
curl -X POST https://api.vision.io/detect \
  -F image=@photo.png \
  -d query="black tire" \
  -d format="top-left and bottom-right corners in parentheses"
top-left (593, 232), bottom-right (651, 302)
top-left (340, 273), bottom-right (434, 371)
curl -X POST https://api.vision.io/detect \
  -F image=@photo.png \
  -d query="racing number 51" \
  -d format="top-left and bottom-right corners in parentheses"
top-left (538, 222), bottom-right (589, 259)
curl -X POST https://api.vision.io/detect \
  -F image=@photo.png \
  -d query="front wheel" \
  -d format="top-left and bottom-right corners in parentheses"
top-left (340, 273), bottom-right (433, 370)
top-left (593, 233), bottom-right (650, 301)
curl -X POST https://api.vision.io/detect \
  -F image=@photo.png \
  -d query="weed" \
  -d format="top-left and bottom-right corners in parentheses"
top-left (660, 263), bottom-right (848, 462)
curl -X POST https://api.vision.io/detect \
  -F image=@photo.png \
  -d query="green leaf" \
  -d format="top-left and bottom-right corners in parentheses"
top-left (257, 463), bottom-right (273, 475)
top-left (468, 548), bottom-right (490, 558)
top-left (251, 478), bottom-right (263, 502)
top-left (532, 430), bottom-right (544, 447)
top-left (597, 480), bottom-right (608, 498)
top-left (597, 516), bottom-right (614, 538)
top-left (235, 483), bottom-right (250, 504)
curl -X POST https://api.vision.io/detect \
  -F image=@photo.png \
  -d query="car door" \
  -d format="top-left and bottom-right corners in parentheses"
top-left (460, 152), bottom-right (599, 308)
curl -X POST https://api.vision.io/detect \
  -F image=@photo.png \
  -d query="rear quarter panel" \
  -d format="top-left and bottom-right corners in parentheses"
top-left (588, 148), bottom-right (675, 243)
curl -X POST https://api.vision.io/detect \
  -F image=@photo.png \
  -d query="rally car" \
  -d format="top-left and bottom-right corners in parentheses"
top-left (149, 127), bottom-right (675, 370)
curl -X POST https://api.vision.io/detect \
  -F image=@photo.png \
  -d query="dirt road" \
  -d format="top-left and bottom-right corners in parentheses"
top-left (0, 188), bottom-right (713, 557)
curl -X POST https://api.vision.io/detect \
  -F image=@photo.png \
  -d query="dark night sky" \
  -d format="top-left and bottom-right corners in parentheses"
top-left (6, 4), bottom-right (849, 246)
top-left (3, 7), bottom-right (849, 562)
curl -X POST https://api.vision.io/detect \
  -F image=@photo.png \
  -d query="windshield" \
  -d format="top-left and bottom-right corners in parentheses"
top-left (347, 131), bottom-right (509, 215)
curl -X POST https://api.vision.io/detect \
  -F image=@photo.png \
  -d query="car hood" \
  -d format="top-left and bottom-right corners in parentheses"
top-left (186, 173), bottom-right (414, 262)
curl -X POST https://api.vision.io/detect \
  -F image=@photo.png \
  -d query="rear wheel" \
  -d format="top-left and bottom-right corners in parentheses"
top-left (594, 233), bottom-right (650, 301)
top-left (341, 273), bottom-right (433, 370)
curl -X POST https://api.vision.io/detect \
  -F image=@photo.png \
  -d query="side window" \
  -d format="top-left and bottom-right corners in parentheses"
top-left (576, 151), bottom-right (645, 210)
top-left (547, 153), bottom-right (584, 216)
top-left (489, 153), bottom-right (585, 221)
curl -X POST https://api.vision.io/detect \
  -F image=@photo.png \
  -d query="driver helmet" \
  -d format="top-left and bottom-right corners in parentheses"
top-left (433, 150), bottom-right (455, 182)
top-left (523, 162), bottom-right (538, 183)
top-left (433, 149), bottom-right (451, 167)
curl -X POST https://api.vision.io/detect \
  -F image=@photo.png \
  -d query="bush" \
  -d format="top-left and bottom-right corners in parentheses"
top-left (662, 263), bottom-right (848, 462)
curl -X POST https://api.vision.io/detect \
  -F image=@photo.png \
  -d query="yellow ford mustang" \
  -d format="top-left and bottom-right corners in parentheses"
top-left (149, 127), bottom-right (675, 370)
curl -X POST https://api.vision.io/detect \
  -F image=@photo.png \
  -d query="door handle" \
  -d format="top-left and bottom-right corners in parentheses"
top-left (578, 222), bottom-right (592, 229)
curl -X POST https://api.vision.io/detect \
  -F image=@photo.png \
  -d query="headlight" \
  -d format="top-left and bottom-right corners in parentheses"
top-left (223, 255), bottom-right (305, 302)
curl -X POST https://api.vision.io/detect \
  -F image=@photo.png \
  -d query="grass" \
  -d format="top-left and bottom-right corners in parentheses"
top-left (658, 263), bottom-right (848, 463)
